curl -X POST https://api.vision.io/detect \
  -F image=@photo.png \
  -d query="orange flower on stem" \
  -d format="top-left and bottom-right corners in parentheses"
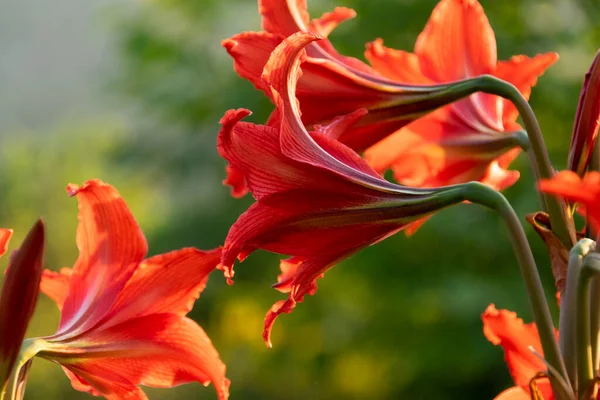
top-left (218, 32), bottom-right (493, 347)
top-left (222, 0), bottom-right (534, 198)
top-left (364, 0), bottom-right (557, 191)
top-left (9, 180), bottom-right (229, 400)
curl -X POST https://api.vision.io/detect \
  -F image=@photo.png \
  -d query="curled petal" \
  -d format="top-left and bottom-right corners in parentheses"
top-left (482, 304), bottom-right (549, 390)
top-left (57, 180), bottom-right (148, 339)
top-left (222, 31), bottom-right (281, 97)
top-left (41, 314), bottom-right (230, 400)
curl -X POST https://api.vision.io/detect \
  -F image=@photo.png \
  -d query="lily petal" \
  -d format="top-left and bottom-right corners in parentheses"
top-left (495, 53), bottom-right (560, 126)
top-left (40, 268), bottom-right (73, 312)
top-left (482, 304), bottom-right (550, 391)
top-left (364, 38), bottom-right (432, 84)
top-left (539, 170), bottom-right (600, 229)
top-left (41, 314), bottom-right (230, 400)
top-left (0, 229), bottom-right (12, 258)
top-left (57, 180), bottom-right (148, 339)
top-left (98, 248), bottom-right (221, 329)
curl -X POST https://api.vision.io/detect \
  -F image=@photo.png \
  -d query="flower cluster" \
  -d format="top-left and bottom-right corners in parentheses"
top-left (0, 0), bottom-right (599, 399)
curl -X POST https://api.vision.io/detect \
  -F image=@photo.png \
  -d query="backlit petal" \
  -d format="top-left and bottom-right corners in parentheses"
top-left (57, 180), bottom-right (148, 339)
top-left (40, 268), bottom-right (72, 312)
top-left (539, 171), bottom-right (600, 229)
top-left (41, 314), bottom-right (229, 400)
top-left (98, 248), bottom-right (221, 329)
top-left (416, 0), bottom-right (496, 81)
top-left (0, 229), bottom-right (12, 258)
top-left (495, 53), bottom-right (559, 125)
top-left (482, 304), bottom-right (548, 390)
top-left (364, 39), bottom-right (432, 84)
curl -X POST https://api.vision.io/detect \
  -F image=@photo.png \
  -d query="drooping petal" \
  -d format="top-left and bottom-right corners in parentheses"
top-left (98, 248), bottom-right (221, 329)
top-left (567, 50), bottom-right (600, 176)
top-left (0, 229), bottom-right (12, 259)
top-left (41, 314), bottom-right (229, 400)
top-left (0, 220), bottom-right (44, 388)
top-left (539, 171), bottom-right (600, 229)
top-left (56, 180), bottom-right (148, 339)
top-left (482, 304), bottom-right (549, 390)
top-left (40, 268), bottom-right (72, 312)
top-left (495, 53), bottom-right (560, 126)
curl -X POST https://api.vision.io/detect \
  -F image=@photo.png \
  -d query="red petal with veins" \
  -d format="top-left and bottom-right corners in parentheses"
top-left (44, 314), bottom-right (229, 400)
top-left (57, 180), bottom-right (148, 339)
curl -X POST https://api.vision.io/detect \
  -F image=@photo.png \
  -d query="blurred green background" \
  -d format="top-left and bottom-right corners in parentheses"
top-left (0, 0), bottom-right (598, 398)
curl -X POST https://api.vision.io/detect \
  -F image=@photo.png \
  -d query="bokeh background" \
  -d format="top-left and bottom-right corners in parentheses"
top-left (1, 0), bottom-right (599, 398)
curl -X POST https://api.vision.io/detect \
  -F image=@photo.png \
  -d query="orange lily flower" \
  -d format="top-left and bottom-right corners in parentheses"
top-left (32, 180), bottom-right (229, 400)
top-left (219, 32), bottom-right (481, 347)
top-left (0, 222), bottom-right (44, 391)
top-left (223, 0), bottom-right (519, 197)
top-left (483, 305), bottom-right (555, 399)
top-left (364, 0), bottom-right (558, 191)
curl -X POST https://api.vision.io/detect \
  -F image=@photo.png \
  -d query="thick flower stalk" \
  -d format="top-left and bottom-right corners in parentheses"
top-left (5, 180), bottom-right (230, 400)
top-left (218, 30), bottom-right (536, 348)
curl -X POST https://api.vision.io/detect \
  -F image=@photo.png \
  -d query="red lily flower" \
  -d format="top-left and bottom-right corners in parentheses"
top-left (363, 0), bottom-right (558, 191)
top-left (222, 0), bottom-right (515, 197)
top-left (539, 170), bottom-right (600, 231)
top-left (219, 32), bottom-right (478, 347)
top-left (0, 222), bottom-right (44, 390)
top-left (34, 180), bottom-right (229, 400)
top-left (568, 50), bottom-right (600, 176)
top-left (483, 304), bottom-right (555, 399)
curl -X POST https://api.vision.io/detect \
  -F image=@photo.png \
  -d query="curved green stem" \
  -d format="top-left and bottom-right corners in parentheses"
top-left (577, 254), bottom-right (600, 398)
top-left (464, 182), bottom-right (572, 398)
top-left (559, 239), bottom-right (596, 393)
top-left (1, 339), bottom-right (43, 400)
top-left (475, 75), bottom-right (575, 249)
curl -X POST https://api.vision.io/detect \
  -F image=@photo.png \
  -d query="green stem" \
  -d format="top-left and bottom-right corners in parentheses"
top-left (559, 239), bottom-right (596, 393)
top-left (1, 339), bottom-right (43, 400)
top-left (577, 254), bottom-right (600, 398)
top-left (476, 75), bottom-right (575, 249)
top-left (464, 182), bottom-right (572, 398)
